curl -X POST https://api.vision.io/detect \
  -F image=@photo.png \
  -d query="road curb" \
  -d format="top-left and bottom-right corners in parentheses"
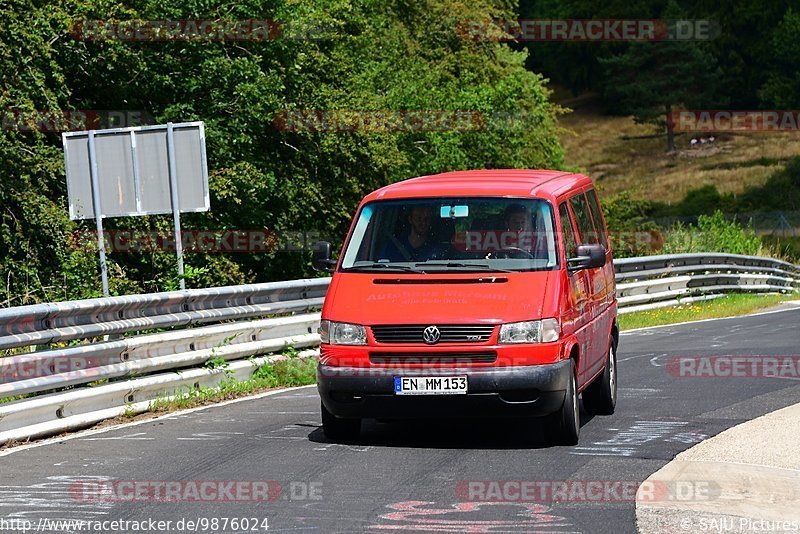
top-left (636, 402), bottom-right (800, 533)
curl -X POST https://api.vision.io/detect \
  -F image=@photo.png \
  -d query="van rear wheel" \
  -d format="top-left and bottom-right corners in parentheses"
top-left (321, 401), bottom-right (361, 441)
top-left (546, 360), bottom-right (580, 445)
top-left (583, 340), bottom-right (617, 416)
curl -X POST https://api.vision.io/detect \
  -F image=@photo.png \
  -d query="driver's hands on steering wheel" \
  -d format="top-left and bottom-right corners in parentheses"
top-left (485, 247), bottom-right (536, 259)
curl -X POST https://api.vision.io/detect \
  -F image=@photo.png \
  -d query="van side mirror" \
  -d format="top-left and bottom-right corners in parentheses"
top-left (567, 244), bottom-right (606, 271)
top-left (312, 241), bottom-right (337, 272)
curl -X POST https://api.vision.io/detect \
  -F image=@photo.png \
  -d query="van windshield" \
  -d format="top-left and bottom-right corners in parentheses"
top-left (340, 197), bottom-right (558, 272)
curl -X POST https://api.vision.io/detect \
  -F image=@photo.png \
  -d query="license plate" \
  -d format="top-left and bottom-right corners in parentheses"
top-left (394, 376), bottom-right (468, 395)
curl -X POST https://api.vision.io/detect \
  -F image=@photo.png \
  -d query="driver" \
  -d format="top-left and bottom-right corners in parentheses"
top-left (503, 203), bottom-right (530, 232)
top-left (380, 205), bottom-right (443, 262)
top-left (500, 204), bottom-right (534, 255)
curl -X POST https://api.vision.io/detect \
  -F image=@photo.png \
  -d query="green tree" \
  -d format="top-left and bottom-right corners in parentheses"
top-left (694, 0), bottom-right (795, 108)
top-left (0, 0), bottom-right (565, 305)
top-left (519, 0), bottom-right (794, 110)
top-left (759, 9), bottom-right (800, 108)
top-left (518, 0), bottom-right (661, 97)
top-left (599, 3), bottom-right (719, 151)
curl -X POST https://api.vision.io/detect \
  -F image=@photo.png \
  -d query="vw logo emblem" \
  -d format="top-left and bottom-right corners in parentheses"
top-left (422, 325), bottom-right (441, 344)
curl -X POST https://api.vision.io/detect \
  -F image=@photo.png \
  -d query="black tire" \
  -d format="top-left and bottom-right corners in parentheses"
top-left (547, 359), bottom-right (580, 445)
top-left (582, 339), bottom-right (617, 416)
top-left (321, 401), bottom-right (361, 441)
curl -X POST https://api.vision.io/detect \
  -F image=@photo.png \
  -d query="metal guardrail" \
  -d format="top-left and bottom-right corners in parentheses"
top-left (0, 254), bottom-right (797, 445)
top-left (614, 253), bottom-right (800, 313)
top-left (0, 278), bottom-right (330, 445)
top-left (0, 278), bottom-right (329, 350)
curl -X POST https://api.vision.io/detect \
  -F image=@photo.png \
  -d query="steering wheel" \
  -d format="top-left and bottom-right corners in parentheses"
top-left (484, 247), bottom-right (536, 259)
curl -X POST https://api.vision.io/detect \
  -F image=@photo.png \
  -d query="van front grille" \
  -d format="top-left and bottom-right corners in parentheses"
top-left (371, 325), bottom-right (495, 344)
top-left (369, 351), bottom-right (497, 365)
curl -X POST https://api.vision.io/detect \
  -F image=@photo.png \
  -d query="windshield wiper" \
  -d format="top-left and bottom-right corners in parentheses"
top-left (348, 263), bottom-right (425, 273)
top-left (414, 262), bottom-right (514, 273)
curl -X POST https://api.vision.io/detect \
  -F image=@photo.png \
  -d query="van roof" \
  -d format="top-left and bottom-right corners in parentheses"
top-left (363, 169), bottom-right (592, 202)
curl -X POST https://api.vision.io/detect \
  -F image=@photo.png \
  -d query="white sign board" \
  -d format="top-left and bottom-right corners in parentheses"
top-left (63, 122), bottom-right (209, 220)
top-left (62, 121), bottom-right (210, 294)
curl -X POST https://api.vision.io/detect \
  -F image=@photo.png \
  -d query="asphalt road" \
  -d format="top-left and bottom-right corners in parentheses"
top-left (2, 307), bottom-right (799, 534)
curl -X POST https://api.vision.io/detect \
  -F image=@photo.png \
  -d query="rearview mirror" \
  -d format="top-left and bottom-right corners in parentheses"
top-left (567, 244), bottom-right (606, 271)
top-left (440, 205), bottom-right (469, 218)
top-left (312, 241), bottom-right (337, 272)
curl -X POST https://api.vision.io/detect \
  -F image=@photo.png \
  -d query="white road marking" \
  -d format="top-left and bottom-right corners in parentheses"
top-left (617, 352), bottom-right (655, 363)
top-left (82, 432), bottom-right (153, 441)
top-left (313, 443), bottom-right (373, 452)
top-left (572, 420), bottom-right (689, 457)
top-left (0, 385), bottom-right (317, 458)
top-left (176, 431), bottom-right (245, 441)
top-left (0, 476), bottom-right (114, 518)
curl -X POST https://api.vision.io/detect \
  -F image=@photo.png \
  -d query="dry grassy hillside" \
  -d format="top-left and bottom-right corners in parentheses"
top-left (558, 104), bottom-right (800, 204)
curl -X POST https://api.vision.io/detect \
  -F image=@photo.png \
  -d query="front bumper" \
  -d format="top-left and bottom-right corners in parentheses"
top-left (317, 360), bottom-right (571, 419)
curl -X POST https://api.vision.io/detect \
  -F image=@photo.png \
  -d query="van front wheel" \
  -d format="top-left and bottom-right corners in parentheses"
top-left (583, 340), bottom-right (617, 416)
top-left (546, 360), bottom-right (580, 445)
top-left (321, 402), bottom-right (361, 441)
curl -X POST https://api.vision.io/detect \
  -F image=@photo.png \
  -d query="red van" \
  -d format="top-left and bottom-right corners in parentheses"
top-left (313, 170), bottom-right (618, 445)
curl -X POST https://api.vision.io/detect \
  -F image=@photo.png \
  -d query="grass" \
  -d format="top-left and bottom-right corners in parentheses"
top-left (143, 355), bottom-right (318, 415)
top-left (558, 103), bottom-right (800, 204)
top-left (619, 292), bottom-right (800, 331)
top-left (0, 393), bottom-right (33, 404)
top-left (762, 235), bottom-right (800, 261)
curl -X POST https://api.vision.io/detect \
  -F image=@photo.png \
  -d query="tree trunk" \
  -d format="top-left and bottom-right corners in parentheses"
top-left (665, 103), bottom-right (675, 152)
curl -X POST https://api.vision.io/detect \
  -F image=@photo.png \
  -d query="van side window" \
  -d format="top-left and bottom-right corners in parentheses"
top-left (558, 202), bottom-right (578, 259)
top-left (585, 189), bottom-right (609, 249)
top-left (568, 193), bottom-right (598, 245)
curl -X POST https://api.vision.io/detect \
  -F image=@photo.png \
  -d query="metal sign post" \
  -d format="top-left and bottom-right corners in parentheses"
top-left (87, 131), bottom-right (110, 296)
top-left (63, 122), bottom-right (209, 296)
top-left (166, 123), bottom-right (185, 290)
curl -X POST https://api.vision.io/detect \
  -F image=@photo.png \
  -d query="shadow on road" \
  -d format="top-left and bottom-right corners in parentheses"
top-left (307, 411), bottom-right (597, 450)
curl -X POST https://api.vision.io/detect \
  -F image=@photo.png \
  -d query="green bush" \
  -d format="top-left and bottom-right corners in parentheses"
top-left (601, 192), bottom-right (661, 258)
top-left (661, 211), bottom-right (762, 256)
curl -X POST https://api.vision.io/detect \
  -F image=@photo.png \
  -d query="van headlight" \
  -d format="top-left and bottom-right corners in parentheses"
top-left (499, 319), bottom-right (560, 344)
top-left (318, 320), bottom-right (367, 345)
